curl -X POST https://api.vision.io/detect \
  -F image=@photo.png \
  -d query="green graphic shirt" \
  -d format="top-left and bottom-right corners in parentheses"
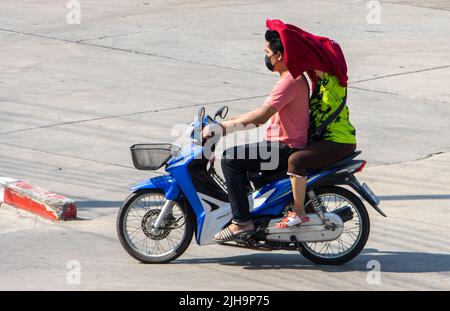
top-left (309, 73), bottom-right (356, 144)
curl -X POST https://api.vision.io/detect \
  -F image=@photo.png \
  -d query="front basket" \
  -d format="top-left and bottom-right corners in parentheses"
top-left (130, 144), bottom-right (177, 170)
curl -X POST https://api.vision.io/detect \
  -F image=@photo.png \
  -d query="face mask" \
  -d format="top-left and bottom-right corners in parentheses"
top-left (265, 53), bottom-right (279, 72)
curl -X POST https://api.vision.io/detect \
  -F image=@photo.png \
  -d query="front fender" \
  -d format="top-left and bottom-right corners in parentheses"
top-left (131, 174), bottom-right (181, 201)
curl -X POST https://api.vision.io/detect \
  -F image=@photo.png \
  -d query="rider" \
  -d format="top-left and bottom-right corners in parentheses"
top-left (266, 20), bottom-right (357, 228)
top-left (202, 28), bottom-right (310, 242)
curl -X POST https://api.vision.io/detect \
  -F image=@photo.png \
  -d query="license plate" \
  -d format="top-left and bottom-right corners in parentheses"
top-left (361, 183), bottom-right (381, 206)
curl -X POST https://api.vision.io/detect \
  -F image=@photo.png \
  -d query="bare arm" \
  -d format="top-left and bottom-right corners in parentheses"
top-left (221, 104), bottom-right (277, 135)
top-left (201, 104), bottom-right (277, 139)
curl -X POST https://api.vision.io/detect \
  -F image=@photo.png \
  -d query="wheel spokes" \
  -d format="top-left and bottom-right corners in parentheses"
top-left (304, 193), bottom-right (362, 258)
top-left (123, 193), bottom-right (187, 258)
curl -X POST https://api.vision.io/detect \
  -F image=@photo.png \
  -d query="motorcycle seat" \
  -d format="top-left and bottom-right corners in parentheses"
top-left (318, 150), bottom-right (362, 170)
top-left (247, 150), bottom-right (362, 187)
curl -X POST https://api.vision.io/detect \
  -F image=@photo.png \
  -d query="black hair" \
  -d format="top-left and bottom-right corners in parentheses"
top-left (265, 30), bottom-right (284, 54)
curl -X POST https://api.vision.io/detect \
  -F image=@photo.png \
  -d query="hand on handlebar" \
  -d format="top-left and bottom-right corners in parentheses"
top-left (201, 123), bottom-right (225, 141)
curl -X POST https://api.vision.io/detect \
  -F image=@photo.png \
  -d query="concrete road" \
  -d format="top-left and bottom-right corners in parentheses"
top-left (1, 0), bottom-right (449, 290)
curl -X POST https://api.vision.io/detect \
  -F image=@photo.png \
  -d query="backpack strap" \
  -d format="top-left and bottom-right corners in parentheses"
top-left (312, 88), bottom-right (347, 138)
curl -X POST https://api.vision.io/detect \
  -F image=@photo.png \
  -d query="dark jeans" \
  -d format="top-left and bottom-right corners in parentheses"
top-left (221, 141), bottom-right (295, 225)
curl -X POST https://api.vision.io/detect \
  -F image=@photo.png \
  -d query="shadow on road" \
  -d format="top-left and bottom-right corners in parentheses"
top-left (76, 200), bottom-right (122, 208)
top-left (174, 248), bottom-right (450, 273)
top-left (379, 194), bottom-right (450, 201)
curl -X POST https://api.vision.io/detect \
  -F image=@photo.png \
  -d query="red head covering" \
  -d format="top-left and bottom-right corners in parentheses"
top-left (266, 19), bottom-right (348, 87)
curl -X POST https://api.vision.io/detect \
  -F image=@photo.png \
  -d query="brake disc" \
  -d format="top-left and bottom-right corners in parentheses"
top-left (141, 210), bottom-right (171, 240)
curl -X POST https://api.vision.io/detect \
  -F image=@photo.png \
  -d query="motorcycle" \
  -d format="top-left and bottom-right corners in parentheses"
top-left (117, 106), bottom-right (385, 264)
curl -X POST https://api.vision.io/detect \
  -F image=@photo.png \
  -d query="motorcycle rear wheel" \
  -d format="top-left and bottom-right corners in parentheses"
top-left (300, 186), bottom-right (370, 265)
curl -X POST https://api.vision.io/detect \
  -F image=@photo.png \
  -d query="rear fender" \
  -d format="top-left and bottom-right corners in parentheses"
top-left (308, 171), bottom-right (386, 217)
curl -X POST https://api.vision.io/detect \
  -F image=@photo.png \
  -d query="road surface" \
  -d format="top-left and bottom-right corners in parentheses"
top-left (1, 0), bottom-right (449, 290)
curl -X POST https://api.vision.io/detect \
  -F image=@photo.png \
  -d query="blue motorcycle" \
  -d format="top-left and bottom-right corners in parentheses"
top-left (117, 106), bottom-right (384, 264)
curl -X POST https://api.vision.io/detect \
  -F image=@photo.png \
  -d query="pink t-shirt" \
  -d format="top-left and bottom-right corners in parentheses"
top-left (264, 72), bottom-right (310, 149)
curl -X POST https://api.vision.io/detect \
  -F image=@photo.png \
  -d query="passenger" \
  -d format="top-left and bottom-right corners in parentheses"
top-left (264, 20), bottom-right (357, 228)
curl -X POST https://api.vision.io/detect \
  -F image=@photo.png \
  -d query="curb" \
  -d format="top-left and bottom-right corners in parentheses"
top-left (0, 177), bottom-right (77, 221)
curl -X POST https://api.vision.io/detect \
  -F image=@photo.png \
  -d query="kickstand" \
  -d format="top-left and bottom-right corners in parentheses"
top-left (290, 235), bottom-right (302, 253)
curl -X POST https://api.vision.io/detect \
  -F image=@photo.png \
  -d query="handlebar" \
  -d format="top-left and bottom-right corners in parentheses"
top-left (191, 106), bottom-right (228, 145)
top-left (201, 116), bottom-right (220, 144)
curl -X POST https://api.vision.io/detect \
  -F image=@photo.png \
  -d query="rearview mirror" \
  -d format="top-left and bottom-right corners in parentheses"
top-left (214, 106), bottom-right (229, 120)
top-left (197, 106), bottom-right (205, 121)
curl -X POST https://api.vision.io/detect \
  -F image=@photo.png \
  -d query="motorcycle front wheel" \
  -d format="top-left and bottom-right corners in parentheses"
top-left (117, 189), bottom-right (194, 264)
